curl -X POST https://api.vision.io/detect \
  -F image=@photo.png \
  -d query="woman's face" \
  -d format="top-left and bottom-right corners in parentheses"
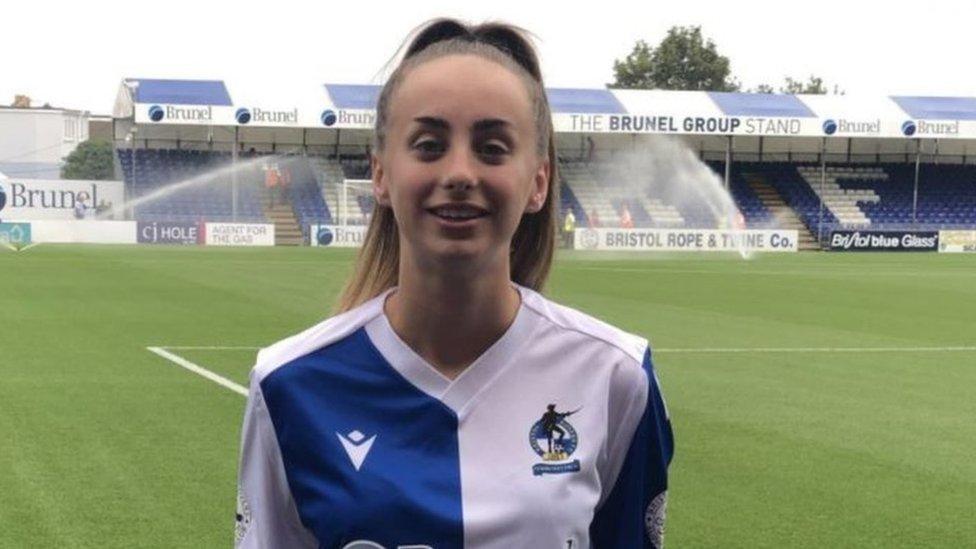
top-left (373, 54), bottom-right (549, 273)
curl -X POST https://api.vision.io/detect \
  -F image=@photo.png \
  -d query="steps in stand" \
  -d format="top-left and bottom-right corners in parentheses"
top-left (744, 174), bottom-right (821, 250)
top-left (262, 198), bottom-right (303, 246)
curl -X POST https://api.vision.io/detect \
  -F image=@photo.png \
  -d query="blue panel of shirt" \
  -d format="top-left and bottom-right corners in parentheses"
top-left (261, 328), bottom-right (464, 549)
top-left (589, 348), bottom-right (674, 549)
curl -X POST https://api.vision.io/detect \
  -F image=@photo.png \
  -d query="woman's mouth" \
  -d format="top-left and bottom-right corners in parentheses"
top-left (427, 204), bottom-right (490, 223)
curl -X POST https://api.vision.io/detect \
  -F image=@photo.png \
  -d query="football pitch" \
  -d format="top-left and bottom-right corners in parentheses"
top-left (1, 244), bottom-right (973, 548)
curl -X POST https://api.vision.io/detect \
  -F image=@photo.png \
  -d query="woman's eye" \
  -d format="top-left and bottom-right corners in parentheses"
top-left (479, 141), bottom-right (509, 158)
top-left (414, 139), bottom-right (445, 155)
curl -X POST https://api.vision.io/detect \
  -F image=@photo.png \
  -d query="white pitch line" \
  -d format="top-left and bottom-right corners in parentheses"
top-left (0, 242), bottom-right (39, 252)
top-left (146, 346), bottom-right (247, 396)
top-left (654, 346), bottom-right (976, 353)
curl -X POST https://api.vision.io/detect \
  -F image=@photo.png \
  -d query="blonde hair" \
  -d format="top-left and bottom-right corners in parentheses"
top-left (335, 19), bottom-right (559, 313)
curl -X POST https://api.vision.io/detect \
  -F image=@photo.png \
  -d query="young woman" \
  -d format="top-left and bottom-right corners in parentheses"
top-left (236, 19), bottom-right (673, 549)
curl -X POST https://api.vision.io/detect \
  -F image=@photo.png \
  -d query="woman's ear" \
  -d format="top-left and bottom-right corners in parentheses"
top-left (372, 152), bottom-right (391, 207)
top-left (525, 158), bottom-right (550, 213)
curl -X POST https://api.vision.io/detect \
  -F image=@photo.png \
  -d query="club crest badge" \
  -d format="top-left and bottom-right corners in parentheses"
top-left (645, 490), bottom-right (667, 548)
top-left (235, 486), bottom-right (252, 544)
top-left (529, 404), bottom-right (581, 476)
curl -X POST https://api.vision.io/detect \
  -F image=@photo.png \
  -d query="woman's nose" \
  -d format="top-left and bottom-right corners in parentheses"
top-left (442, 147), bottom-right (477, 192)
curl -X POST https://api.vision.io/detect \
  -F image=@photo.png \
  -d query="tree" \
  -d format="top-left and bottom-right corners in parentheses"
top-left (610, 26), bottom-right (739, 92)
top-left (61, 140), bottom-right (115, 180)
top-left (781, 76), bottom-right (827, 95)
top-left (750, 75), bottom-right (844, 95)
top-left (610, 40), bottom-right (655, 89)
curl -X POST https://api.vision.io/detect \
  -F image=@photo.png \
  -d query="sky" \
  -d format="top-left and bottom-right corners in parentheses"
top-left (2, 0), bottom-right (973, 115)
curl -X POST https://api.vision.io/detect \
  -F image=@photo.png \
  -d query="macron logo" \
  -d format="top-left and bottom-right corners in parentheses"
top-left (336, 430), bottom-right (376, 471)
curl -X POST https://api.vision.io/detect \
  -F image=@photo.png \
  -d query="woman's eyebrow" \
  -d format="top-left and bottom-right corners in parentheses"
top-left (472, 119), bottom-right (511, 132)
top-left (413, 116), bottom-right (449, 129)
top-left (411, 117), bottom-right (512, 132)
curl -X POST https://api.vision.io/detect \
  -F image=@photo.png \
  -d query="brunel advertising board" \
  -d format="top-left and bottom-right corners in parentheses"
top-left (309, 224), bottom-right (367, 248)
top-left (555, 114), bottom-right (976, 139)
top-left (132, 102), bottom-right (976, 138)
top-left (554, 113), bottom-right (814, 137)
top-left (0, 179), bottom-right (124, 221)
top-left (829, 230), bottom-right (939, 252)
top-left (135, 103), bottom-right (376, 129)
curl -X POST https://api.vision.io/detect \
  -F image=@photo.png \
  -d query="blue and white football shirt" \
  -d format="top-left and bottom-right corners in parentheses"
top-left (236, 285), bottom-right (673, 549)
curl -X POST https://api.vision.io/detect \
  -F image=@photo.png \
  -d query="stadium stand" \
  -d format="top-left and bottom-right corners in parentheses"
top-left (834, 163), bottom-right (976, 229)
top-left (729, 163), bottom-right (826, 249)
top-left (289, 163), bottom-right (331, 225)
top-left (560, 158), bottom-right (687, 228)
top-left (798, 165), bottom-right (882, 226)
top-left (269, 156), bottom-right (321, 245)
top-left (557, 171), bottom-right (589, 228)
top-left (726, 166), bottom-right (775, 227)
top-left (108, 79), bottom-right (976, 252)
top-left (723, 162), bottom-right (976, 237)
top-left (559, 159), bottom-right (621, 227)
top-left (558, 157), bottom-right (785, 231)
top-left (735, 162), bottom-right (840, 240)
top-left (308, 156), bottom-right (344, 222)
top-left (118, 149), bottom-right (265, 223)
top-left (118, 149), bottom-right (336, 244)
top-left (116, 144), bottom-right (976, 249)
top-left (339, 156), bottom-right (371, 179)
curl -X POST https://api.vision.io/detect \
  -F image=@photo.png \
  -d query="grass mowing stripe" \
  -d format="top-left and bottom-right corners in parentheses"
top-left (163, 346), bottom-right (262, 350)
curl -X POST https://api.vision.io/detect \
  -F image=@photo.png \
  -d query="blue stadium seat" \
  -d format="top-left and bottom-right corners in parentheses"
top-left (116, 148), bottom-right (268, 223)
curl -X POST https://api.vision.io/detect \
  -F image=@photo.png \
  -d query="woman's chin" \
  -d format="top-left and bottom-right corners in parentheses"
top-left (433, 242), bottom-right (487, 263)
top-left (423, 240), bottom-right (501, 269)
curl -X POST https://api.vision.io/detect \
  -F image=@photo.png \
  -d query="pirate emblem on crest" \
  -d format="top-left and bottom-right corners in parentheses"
top-left (529, 404), bottom-right (582, 476)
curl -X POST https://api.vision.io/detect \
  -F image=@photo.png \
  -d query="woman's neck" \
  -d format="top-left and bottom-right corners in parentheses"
top-left (385, 257), bottom-right (521, 380)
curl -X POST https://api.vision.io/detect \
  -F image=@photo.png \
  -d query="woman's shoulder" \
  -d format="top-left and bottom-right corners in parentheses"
top-left (519, 286), bottom-right (649, 368)
top-left (251, 291), bottom-right (389, 384)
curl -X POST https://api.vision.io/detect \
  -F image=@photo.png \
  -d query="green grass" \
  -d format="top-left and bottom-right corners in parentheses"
top-left (1, 245), bottom-right (974, 548)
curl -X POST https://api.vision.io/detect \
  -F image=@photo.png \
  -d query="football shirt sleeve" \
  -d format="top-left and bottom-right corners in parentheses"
top-left (590, 348), bottom-right (674, 549)
top-left (235, 372), bottom-right (317, 549)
